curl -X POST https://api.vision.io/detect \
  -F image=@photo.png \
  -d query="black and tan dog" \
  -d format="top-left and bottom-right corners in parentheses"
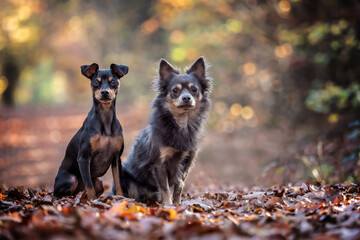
top-left (116, 57), bottom-right (212, 205)
top-left (54, 63), bottom-right (128, 200)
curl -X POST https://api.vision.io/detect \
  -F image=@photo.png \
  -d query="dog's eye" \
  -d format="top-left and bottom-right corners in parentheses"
top-left (172, 88), bottom-right (179, 94)
top-left (111, 81), bottom-right (117, 86)
top-left (93, 80), bottom-right (100, 86)
top-left (190, 86), bottom-right (198, 93)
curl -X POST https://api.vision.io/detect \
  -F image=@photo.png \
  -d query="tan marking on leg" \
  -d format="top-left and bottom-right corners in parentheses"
top-left (85, 186), bottom-right (96, 200)
top-left (93, 178), bottom-right (104, 197)
top-left (112, 159), bottom-right (123, 196)
top-left (160, 147), bottom-right (177, 162)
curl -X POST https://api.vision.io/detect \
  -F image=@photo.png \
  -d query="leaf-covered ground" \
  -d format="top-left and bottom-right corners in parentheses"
top-left (1, 183), bottom-right (360, 240)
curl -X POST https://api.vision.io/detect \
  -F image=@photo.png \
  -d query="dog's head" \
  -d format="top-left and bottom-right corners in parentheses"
top-left (156, 57), bottom-right (211, 115)
top-left (81, 63), bottom-right (129, 103)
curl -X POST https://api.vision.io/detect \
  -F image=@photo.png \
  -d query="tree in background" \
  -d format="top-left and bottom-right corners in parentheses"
top-left (0, 0), bottom-right (44, 106)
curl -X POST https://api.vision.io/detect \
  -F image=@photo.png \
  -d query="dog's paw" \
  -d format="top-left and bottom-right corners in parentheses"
top-left (173, 197), bottom-right (181, 205)
top-left (162, 198), bottom-right (173, 206)
top-left (85, 187), bottom-right (97, 200)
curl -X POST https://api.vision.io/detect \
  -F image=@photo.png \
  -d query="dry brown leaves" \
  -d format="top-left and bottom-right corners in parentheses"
top-left (1, 183), bottom-right (360, 239)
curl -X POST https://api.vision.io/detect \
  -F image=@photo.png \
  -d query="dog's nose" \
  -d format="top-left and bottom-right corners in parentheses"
top-left (101, 89), bottom-right (110, 96)
top-left (182, 95), bottom-right (191, 103)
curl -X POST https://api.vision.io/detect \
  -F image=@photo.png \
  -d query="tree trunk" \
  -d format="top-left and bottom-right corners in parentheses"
top-left (2, 54), bottom-right (20, 107)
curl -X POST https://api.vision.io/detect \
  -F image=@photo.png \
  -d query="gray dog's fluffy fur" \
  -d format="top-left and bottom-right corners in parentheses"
top-left (114, 57), bottom-right (212, 205)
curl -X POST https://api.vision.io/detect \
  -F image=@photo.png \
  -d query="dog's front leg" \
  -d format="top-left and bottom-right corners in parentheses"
top-left (155, 164), bottom-right (172, 205)
top-left (173, 178), bottom-right (185, 204)
top-left (78, 156), bottom-right (96, 200)
top-left (173, 151), bottom-right (196, 204)
top-left (112, 154), bottom-right (123, 196)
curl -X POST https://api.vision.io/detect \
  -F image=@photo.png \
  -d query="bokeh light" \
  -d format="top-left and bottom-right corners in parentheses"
top-left (141, 18), bottom-right (159, 35)
top-left (243, 62), bottom-right (257, 76)
top-left (241, 106), bottom-right (254, 120)
top-left (170, 30), bottom-right (185, 44)
top-left (230, 103), bottom-right (242, 117)
top-left (278, 0), bottom-right (291, 14)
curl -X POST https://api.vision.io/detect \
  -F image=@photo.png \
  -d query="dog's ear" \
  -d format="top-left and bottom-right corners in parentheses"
top-left (159, 59), bottom-right (178, 80)
top-left (81, 63), bottom-right (99, 79)
top-left (111, 64), bottom-right (129, 78)
top-left (188, 57), bottom-right (212, 94)
top-left (187, 57), bottom-right (206, 79)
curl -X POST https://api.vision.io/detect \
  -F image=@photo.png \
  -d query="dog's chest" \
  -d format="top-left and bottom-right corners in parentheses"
top-left (90, 134), bottom-right (123, 176)
top-left (159, 147), bottom-right (187, 162)
top-left (90, 135), bottom-right (123, 152)
top-left (160, 147), bottom-right (188, 177)
top-left (174, 114), bottom-right (189, 129)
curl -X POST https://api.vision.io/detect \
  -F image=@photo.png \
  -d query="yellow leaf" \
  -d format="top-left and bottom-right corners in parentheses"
top-left (190, 205), bottom-right (205, 212)
top-left (128, 205), bottom-right (147, 213)
top-left (328, 114), bottom-right (339, 124)
top-left (105, 201), bottom-right (127, 216)
top-left (163, 208), bottom-right (177, 220)
top-left (254, 208), bottom-right (263, 214)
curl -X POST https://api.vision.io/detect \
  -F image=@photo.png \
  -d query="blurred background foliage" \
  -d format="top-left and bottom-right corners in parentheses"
top-left (1, 0), bottom-right (360, 187)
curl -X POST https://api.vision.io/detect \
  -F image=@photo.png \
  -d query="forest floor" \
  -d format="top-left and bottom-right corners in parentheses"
top-left (1, 182), bottom-right (360, 239)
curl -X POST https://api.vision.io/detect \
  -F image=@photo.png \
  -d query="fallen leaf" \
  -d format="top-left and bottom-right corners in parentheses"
top-left (175, 205), bottom-right (188, 213)
top-left (264, 196), bottom-right (283, 211)
top-left (119, 212), bottom-right (138, 220)
top-left (105, 201), bottom-right (127, 216)
top-left (128, 205), bottom-right (147, 213)
top-left (158, 208), bottom-right (177, 221)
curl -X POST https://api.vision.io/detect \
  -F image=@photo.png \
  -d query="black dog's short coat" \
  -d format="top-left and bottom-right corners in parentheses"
top-left (54, 63), bottom-right (128, 200)
top-left (117, 57), bottom-right (211, 205)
